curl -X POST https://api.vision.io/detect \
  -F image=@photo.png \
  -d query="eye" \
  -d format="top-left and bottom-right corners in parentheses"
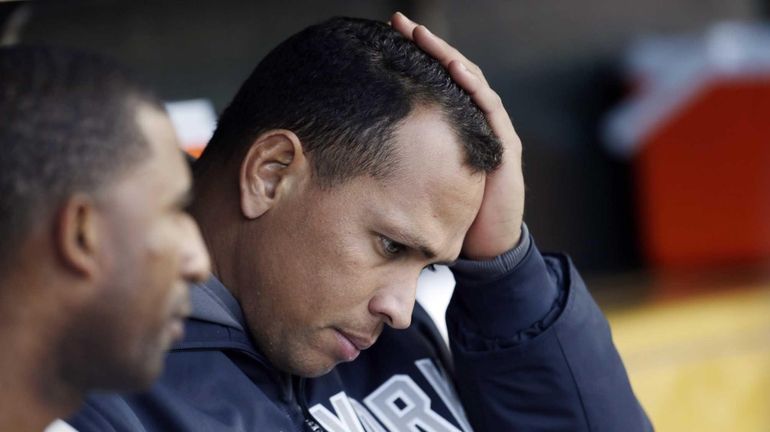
top-left (380, 236), bottom-right (406, 257)
top-left (423, 264), bottom-right (437, 272)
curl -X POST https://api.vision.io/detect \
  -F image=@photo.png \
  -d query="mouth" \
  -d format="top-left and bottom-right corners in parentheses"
top-left (172, 290), bottom-right (193, 320)
top-left (166, 315), bottom-right (186, 343)
top-left (174, 304), bottom-right (192, 320)
top-left (337, 330), bottom-right (376, 351)
top-left (167, 303), bottom-right (192, 342)
top-left (331, 329), bottom-right (361, 362)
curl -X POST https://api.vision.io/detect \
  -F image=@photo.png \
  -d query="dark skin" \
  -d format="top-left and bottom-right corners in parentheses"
top-left (0, 105), bottom-right (210, 431)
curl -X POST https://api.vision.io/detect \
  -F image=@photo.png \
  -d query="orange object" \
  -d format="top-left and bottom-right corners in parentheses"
top-left (636, 78), bottom-right (770, 267)
top-left (184, 146), bottom-right (205, 159)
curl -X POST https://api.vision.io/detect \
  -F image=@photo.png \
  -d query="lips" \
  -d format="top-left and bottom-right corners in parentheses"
top-left (171, 290), bottom-right (193, 320)
top-left (336, 329), bottom-right (377, 351)
top-left (167, 296), bottom-right (192, 342)
top-left (173, 303), bottom-right (192, 320)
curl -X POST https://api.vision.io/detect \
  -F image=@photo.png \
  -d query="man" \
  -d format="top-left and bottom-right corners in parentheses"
top-left (71, 14), bottom-right (652, 431)
top-left (0, 46), bottom-right (210, 431)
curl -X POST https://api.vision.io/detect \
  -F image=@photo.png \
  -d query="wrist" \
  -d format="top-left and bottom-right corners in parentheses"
top-left (461, 223), bottom-right (523, 261)
top-left (452, 223), bottom-right (530, 282)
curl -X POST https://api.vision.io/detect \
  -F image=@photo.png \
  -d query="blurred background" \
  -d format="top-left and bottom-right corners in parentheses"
top-left (2, 0), bottom-right (769, 430)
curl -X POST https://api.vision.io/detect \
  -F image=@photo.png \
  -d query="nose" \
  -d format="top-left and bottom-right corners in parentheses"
top-left (179, 215), bottom-right (211, 283)
top-left (368, 277), bottom-right (417, 330)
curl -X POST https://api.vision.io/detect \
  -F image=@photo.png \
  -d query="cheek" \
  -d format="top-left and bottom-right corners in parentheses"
top-left (139, 221), bottom-right (185, 309)
top-left (252, 198), bottom-right (383, 324)
top-left (275, 235), bottom-right (378, 322)
top-left (314, 235), bottom-right (379, 301)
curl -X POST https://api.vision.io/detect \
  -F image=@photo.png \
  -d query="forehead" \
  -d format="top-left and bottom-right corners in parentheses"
top-left (387, 105), bottom-right (474, 181)
top-left (347, 106), bottom-right (485, 258)
top-left (130, 104), bottom-right (190, 197)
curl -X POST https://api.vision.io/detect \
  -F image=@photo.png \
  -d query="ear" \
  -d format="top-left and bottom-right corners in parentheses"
top-left (239, 129), bottom-right (307, 219)
top-left (55, 194), bottom-right (101, 278)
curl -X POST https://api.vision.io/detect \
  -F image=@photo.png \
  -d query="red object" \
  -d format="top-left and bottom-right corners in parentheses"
top-left (636, 78), bottom-right (770, 267)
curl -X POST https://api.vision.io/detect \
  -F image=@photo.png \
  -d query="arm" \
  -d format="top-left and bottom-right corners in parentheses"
top-left (392, 13), bottom-right (652, 431)
top-left (448, 230), bottom-right (651, 431)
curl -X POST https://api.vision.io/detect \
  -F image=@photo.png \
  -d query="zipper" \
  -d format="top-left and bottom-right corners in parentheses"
top-left (178, 337), bottom-right (318, 431)
top-left (297, 377), bottom-right (328, 432)
top-left (189, 345), bottom-right (310, 431)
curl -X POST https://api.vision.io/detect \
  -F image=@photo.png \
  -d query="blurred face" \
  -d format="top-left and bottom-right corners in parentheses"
top-left (63, 105), bottom-right (210, 390)
top-left (239, 107), bottom-right (485, 377)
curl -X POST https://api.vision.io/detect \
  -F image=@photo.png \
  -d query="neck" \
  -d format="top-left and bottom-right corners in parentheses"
top-left (0, 299), bottom-right (82, 431)
top-left (0, 232), bottom-right (88, 430)
top-left (190, 177), bottom-right (242, 299)
top-left (0, 257), bottom-right (85, 432)
top-left (0, 383), bottom-right (80, 432)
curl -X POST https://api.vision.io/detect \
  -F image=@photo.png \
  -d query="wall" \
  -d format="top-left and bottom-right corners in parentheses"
top-left (14, 0), bottom-right (762, 272)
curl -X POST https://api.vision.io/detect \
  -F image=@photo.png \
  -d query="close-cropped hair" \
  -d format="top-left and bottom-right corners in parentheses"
top-left (0, 45), bottom-right (163, 270)
top-left (197, 17), bottom-right (503, 186)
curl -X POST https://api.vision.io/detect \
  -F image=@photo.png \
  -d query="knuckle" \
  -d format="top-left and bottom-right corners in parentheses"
top-left (489, 91), bottom-right (502, 107)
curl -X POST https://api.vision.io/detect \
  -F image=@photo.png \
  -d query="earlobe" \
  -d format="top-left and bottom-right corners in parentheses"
top-left (239, 129), bottom-right (306, 219)
top-left (56, 194), bottom-right (100, 277)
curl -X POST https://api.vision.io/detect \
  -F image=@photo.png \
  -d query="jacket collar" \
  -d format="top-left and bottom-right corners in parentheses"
top-left (177, 275), bottom-right (296, 400)
top-left (189, 274), bottom-right (246, 331)
top-left (173, 275), bottom-right (255, 352)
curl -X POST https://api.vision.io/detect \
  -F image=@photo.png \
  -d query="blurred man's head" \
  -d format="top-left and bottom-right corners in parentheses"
top-left (192, 17), bottom-right (501, 377)
top-left (0, 46), bottom-right (210, 426)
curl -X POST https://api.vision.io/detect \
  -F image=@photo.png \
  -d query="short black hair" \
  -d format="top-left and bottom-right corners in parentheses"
top-left (0, 45), bottom-right (162, 270)
top-left (197, 17), bottom-right (502, 185)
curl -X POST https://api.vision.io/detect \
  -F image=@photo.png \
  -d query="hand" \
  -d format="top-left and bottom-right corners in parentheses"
top-left (390, 12), bottom-right (525, 260)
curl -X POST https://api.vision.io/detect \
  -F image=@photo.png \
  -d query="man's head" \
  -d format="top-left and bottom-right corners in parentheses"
top-left (193, 17), bottom-right (502, 377)
top-left (0, 46), bottom-right (210, 395)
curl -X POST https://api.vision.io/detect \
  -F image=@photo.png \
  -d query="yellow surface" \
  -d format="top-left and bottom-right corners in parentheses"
top-left (607, 287), bottom-right (770, 432)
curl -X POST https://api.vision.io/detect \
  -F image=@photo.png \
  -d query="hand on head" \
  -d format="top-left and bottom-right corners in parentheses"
top-left (391, 12), bottom-right (526, 260)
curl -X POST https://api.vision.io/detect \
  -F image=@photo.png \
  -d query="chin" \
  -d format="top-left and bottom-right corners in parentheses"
top-left (126, 365), bottom-right (164, 391)
top-left (117, 350), bottom-right (166, 391)
top-left (300, 364), bottom-right (337, 378)
top-left (280, 354), bottom-right (339, 378)
top-left (89, 362), bottom-right (159, 393)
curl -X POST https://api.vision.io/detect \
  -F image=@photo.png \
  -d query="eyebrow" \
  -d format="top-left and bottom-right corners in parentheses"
top-left (388, 227), bottom-right (457, 266)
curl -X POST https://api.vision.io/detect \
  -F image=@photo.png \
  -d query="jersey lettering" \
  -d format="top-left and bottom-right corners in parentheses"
top-left (349, 399), bottom-right (388, 432)
top-left (364, 375), bottom-right (462, 432)
top-left (309, 391), bottom-right (366, 432)
top-left (415, 359), bottom-right (472, 432)
top-left (308, 359), bottom-right (469, 432)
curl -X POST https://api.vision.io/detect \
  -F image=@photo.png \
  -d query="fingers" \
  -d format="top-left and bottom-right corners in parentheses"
top-left (411, 26), bottom-right (487, 85)
top-left (391, 12), bottom-right (488, 87)
top-left (447, 60), bottom-right (518, 147)
top-left (446, 61), bottom-right (492, 111)
top-left (390, 12), bottom-right (417, 41)
top-left (390, 12), bottom-right (518, 148)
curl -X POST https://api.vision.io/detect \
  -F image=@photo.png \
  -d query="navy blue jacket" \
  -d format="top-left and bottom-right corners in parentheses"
top-left (70, 235), bottom-right (652, 431)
